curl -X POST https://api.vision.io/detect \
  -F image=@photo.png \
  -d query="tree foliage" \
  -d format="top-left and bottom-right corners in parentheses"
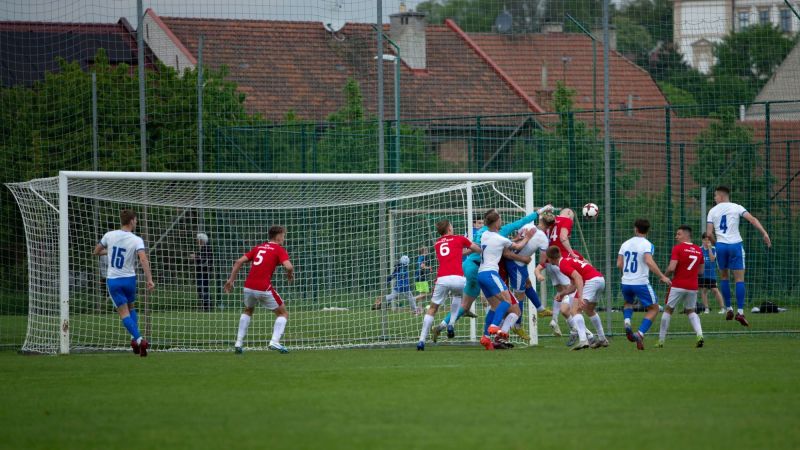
top-left (712, 24), bottom-right (797, 89)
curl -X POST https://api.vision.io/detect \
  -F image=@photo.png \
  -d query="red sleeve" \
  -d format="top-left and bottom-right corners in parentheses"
top-left (670, 245), bottom-right (679, 261)
top-left (277, 245), bottom-right (289, 263)
top-left (460, 235), bottom-right (472, 248)
top-left (244, 246), bottom-right (257, 261)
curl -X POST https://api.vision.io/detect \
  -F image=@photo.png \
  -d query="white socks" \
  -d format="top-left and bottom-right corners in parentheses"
top-left (501, 313), bottom-right (519, 333)
top-left (419, 314), bottom-right (434, 342)
top-left (589, 314), bottom-right (606, 340)
top-left (659, 312), bottom-right (672, 342)
top-left (573, 314), bottom-right (588, 342)
top-left (688, 312), bottom-right (703, 337)
top-left (235, 313), bottom-right (251, 347)
top-left (552, 299), bottom-right (560, 320)
top-left (270, 316), bottom-right (287, 345)
top-left (449, 297), bottom-right (461, 325)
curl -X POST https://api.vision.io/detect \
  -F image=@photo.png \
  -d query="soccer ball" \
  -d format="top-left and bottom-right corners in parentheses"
top-left (582, 203), bottom-right (599, 218)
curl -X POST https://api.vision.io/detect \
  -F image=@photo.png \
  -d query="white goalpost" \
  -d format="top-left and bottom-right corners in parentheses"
top-left (8, 171), bottom-right (536, 354)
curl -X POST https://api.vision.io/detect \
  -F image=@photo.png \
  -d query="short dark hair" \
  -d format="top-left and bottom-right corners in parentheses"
top-left (540, 212), bottom-right (556, 227)
top-left (546, 245), bottom-right (562, 259)
top-left (715, 185), bottom-right (731, 196)
top-left (120, 209), bottom-right (136, 226)
top-left (484, 210), bottom-right (500, 227)
top-left (634, 218), bottom-right (650, 234)
top-left (678, 225), bottom-right (692, 236)
top-left (436, 220), bottom-right (450, 236)
top-left (268, 225), bottom-right (285, 240)
top-left (701, 232), bottom-right (710, 239)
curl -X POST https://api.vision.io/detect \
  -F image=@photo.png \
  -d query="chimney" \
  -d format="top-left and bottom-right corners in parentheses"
top-left (390, 10), bottom-right (427, 70)
top-left (591, 25), bottom-right (617, 51)
top-left (541, 63), bottom-right (548, 90)
top-left (542, 22), bottom-right (563, 33)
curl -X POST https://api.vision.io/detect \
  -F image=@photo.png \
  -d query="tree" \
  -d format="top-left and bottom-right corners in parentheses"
top-left (712, 24), bottom-right (797, 90)
top-left (614, 16), bottom-right (654, 66)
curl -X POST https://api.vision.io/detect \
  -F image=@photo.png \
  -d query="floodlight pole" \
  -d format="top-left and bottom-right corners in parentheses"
top-left (373, 25), bottom-right (401, 173)
top-left (565, 13), bottom-right (597, 130)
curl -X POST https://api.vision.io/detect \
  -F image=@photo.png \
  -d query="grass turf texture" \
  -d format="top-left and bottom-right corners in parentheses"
top-left (1, 335), bottom-right (798, 450)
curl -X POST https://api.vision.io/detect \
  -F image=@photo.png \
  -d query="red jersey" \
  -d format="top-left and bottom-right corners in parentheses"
top-left (670, 242), bottom-right (703, 290)
top-left (434, 235), bottom-right (473, 278)
top-left (243, 241), bottom-right (289, 291)
top-left (548, 216), bottom-right (578, 257)
top-left (558, 257), bottom-right (602, 282)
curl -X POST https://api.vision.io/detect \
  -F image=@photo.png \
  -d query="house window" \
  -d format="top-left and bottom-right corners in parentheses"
top-left (780, 9), bottom-right (792, 32)
top-left (738, 10), bottom-right (750, 30)
top-left (759, 9), bottom-right (770, 25)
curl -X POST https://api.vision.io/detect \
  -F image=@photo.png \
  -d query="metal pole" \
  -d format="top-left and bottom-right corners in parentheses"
top-left (197, 35), bottom-right (204, 172)
top-left (137, 0), bottom-right (146, 171)
top-left (91, 72), bottom-right (102, 312)
top-left (700, 187), bottom-right (707, 239)
top-left (59, 172), bottom-right (70, 354)
top-left (602, 0), bottom-right (613, 334)
top-left (565, 14), bottom-right (597, 130)
top-left (765, 102), bottom-right (772, 292)
top-left (376, 0), bottom-right (385, 173)
top-left (92, 72), bottom-right (98, 171)
top-left (394, 56), bottom-right (400, 173)
top-left (680, 143), bottom-right (685, 225)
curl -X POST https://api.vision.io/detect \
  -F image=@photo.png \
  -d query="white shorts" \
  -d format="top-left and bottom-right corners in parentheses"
top-left (582, 277), bottom-right (606, 303)
top-left (243, 287), bottom-right (284, 311)
top-left (430, 275), bottom-right (466, 305)
top-left (545, 264), bottom-right (570, 286)
top-left (666, 287), bottom-right (698, 310)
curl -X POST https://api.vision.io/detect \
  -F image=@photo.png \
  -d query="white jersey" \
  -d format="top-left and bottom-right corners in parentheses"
top-left (707, 202), bottom-right (747, 244)
top-left (513, 225), bottom-right (549, 267)
top-left (100, 230), bottom-right (146, 279)
top-left (478, 230), bottom-right (512, 273)
top-left (617, 236), bottom-right (654, 285)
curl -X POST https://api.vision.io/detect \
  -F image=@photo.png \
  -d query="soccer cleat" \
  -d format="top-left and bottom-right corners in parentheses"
top-left (480, 335), bottom-right (495, 350)
top-left (549, 320), bottom-right (562, 337)
top-left (234, 346), bottom-right (244, 354)
top-left (463, 310), bottom-right (478, 318)
top-left (696, 336), bottom-right (705, 348)
top-left (538, 308), bottom-right (553, 317)
top-left (512, 326), bottom-right (531, 341)
top-left (431, 324), bottom-right (443, 342)
top-left (447, 325), bottom-right (455, 339)
top-left (590, 338), bottom-right (609, 349)
top-left (725, 309), bottom-right (734, 320)
top-left (632, 332), bottom-right (644, 351)
top-left (655, 340), bottom-right (664, 348)
top-left (566, 333), bottom-right (578, 347)
top-left (416, 341), bottom-right (425, 351)
top-left (703, 309), bottom-right (710, 314)
top-left (139, 338), bottom-right (149, 357)
top-left (718, 309), bottom-right (725, 314)
top-left (131, 339), bottom-right (140, 355)
top-left (625, 325), bottom-right (635, 342)
top-left (734, 313), bottom-right (750, 327)
top-left (571, 340), bottom-right (589, 351)
top-left (487, 325), bottom-right (501, 336)
top-left (268, 342), bottom-right (289, 353)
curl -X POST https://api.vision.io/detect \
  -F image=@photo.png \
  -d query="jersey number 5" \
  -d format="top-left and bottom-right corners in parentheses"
top-left (253, 249), bottom-right (266, 266)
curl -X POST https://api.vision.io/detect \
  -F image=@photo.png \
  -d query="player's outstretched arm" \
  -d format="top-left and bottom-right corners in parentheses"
top-left (224, 255), bottom-right (249, 293)
top-left (467, 243), bottom-right (481, 254)
top-left (644, 254), bottom-right (671, 285)
top-left (503, 247), bottom-right (531, 264)
top-left (283, 260), bottom-right (294, 282)
top-left (743, 212), bottom-right (771, 248)
top-left (137, 250), bottom-right (155, 291)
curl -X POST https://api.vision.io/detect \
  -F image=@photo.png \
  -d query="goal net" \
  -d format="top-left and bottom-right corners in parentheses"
top-left (7, 172), bottom-right (534, 354)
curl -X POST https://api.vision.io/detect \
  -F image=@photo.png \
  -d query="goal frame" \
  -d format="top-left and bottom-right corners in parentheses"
top-left (54, 171), bottom-right (535, 354)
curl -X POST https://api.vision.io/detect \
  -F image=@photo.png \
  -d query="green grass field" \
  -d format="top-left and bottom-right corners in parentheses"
top-left (1, 335), bottom-right (798, 450)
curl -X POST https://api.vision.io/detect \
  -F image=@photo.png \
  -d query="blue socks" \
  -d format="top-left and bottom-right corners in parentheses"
top-left (443, 307), bottom-right (467, 326)
top-left (483, 309), bottom-right (496, 336)
top-left (525, 286), bottom-right (541, 309)
top-left (129, 308), bottom-right (139, 328)
top-left (720, 280), bottom-right (731, 308)
top-left (623, 308), bottom-right (633, 322)
top-left (491, 301), bottom-right (510, 327)
top-left (516, 302), bottom-right (524, 325)
top-left (122, 315), bottom-right (141, 340)
top-left (638, 318), bottom-right (653, 335)
top-left (735, 282), bottom-right (745, 309)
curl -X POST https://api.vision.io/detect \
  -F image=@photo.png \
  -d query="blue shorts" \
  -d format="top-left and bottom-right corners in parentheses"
top-left (107, 276), bottom-right (137, 307)
top-left (463, 258), bottom-right (481, 298)
top-left (477, 270), bottom-right (508, 298)
top-left (621, 283), bottom-right (658, 308)
top-left (716, 242), bottom-right (745, 270)
top-left (505, 260), bottom-right (529, 292)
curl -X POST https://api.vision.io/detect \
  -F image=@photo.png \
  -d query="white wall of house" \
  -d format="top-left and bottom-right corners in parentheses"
top-left (142, 10), bottom-right (196, 73)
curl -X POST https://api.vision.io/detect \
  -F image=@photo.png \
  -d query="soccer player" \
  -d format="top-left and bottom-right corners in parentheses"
top-left (541, 209), bottom-right (580, 337)
top-left (505, 220), bottom-right (551, 340)
top-left (617, 219), bottom-right (671, 344)
top-left (699, 232), bottom-right (725, 314)
top-left (651, 225), bottom-right (705, 349)
top-left (417, 220), bottom-right (481, 350)
top-left (224, 225), bottom-right (294, 354)
top-left (478, 210), bottom-right (534, 350)
top-left (706, 185), bottom-right (771, 326)
top-left (413, 246), bottom-right (433, 303)
top-left (546, 246), bottom-right (606, 350)
top-left (92, 209), bottom-right (154, 357)
top-left (432, 205), bottom-right (552, 339)
top-left (380, 255), bottom-right (420, 313)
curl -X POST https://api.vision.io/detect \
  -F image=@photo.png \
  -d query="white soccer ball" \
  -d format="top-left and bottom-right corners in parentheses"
top-left (399, 255), bottom-right (410, 265)
top-left (582, 203), bottom-right (599, 218)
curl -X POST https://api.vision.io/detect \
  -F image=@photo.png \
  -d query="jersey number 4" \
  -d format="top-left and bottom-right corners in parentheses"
top-left (719, 215), bottom-right (728, 233)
